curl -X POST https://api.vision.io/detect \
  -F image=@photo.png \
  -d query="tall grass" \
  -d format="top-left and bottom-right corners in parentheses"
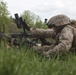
top-left (0, 47), bottom-right (76, 75)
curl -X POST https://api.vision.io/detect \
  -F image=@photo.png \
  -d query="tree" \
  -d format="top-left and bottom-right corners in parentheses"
top-left (21, 10), bottom-right (42, 27)
top-left (0, 0), bottom-right (10, 32)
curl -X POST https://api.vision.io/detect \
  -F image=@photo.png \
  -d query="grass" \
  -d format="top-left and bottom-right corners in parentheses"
top-left (0, 46), bottom-right (76, 75)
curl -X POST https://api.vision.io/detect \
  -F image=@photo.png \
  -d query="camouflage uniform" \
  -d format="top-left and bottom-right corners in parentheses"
top-left (30, 15), bottom-right (76, 58)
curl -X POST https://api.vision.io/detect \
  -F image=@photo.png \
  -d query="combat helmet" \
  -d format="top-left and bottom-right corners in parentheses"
top-left (47, 14), bottom-right (70, 28)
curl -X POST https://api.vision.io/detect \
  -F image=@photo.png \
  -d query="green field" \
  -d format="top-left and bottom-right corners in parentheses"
top-left (0, 47), bottom-right (76, 75)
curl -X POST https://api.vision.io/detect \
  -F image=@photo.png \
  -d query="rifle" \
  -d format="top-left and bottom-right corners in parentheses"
top-left (14, 13), bottom-right (50, 46)
top-left (14, 13), bottom-right (37, 47)
top-left (14, 13), bottom-right (51, 46)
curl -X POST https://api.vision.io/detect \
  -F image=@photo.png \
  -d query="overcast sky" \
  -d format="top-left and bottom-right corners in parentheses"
top-left (4, 0), bottom-right (76, 21)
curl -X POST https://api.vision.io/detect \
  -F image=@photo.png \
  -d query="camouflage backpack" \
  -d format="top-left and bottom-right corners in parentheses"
top-left (70, 20), bottom-right (76, 28)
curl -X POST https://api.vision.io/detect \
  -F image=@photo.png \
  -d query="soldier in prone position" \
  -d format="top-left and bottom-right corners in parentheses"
top-left (29, 14), bottom-right (76, 58)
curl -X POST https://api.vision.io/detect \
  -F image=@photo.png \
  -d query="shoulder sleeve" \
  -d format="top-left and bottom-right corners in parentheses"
top-left (30, 28), bottom-right (56, 38)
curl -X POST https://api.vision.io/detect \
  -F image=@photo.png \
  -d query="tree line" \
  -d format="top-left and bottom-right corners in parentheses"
top-left (0, 0), bottom-right (48, 34)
